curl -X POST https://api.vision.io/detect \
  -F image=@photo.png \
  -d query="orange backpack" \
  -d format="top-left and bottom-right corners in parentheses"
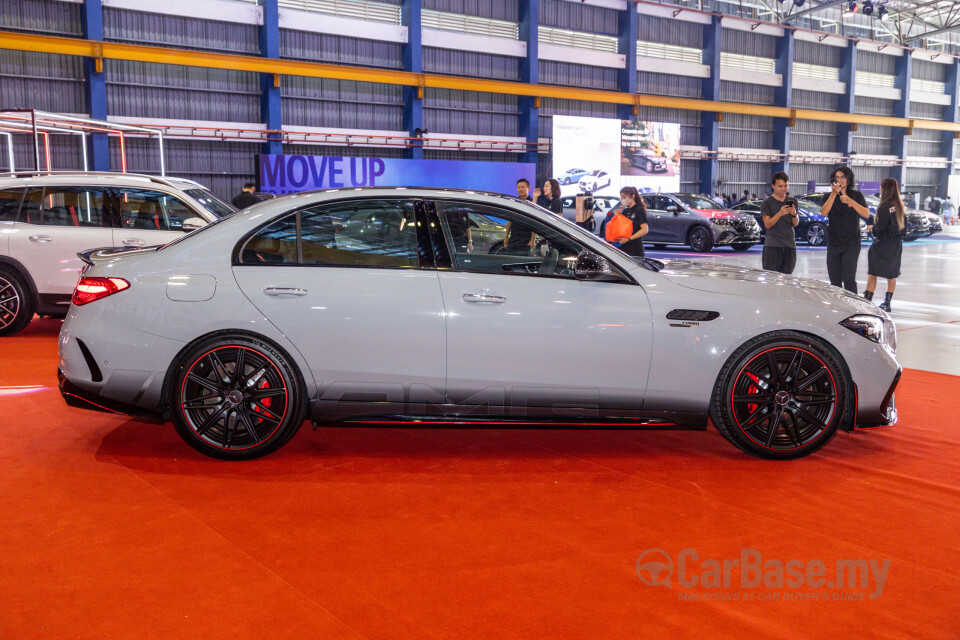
top-left (605, 211), bottom-right (634, 243)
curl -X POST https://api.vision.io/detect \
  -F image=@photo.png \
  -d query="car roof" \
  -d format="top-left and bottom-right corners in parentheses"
top-left (0, 171), bottom-right (204, 191)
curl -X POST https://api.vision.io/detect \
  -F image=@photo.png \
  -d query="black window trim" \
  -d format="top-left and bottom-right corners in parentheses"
top-left (0, 187), bottom-right (25, 223)
top-left (231, 196), bottom-right (435, 271)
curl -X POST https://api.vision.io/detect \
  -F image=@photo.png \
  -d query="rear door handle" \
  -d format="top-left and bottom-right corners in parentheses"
top-left (462, 293), bottom-right (506, 304)
top-left (263, 287), bottom-right (308, 297)
top-left (28, 235), bottom-right (52, 243)
top-left (121, 239), bottom-right (144, 247)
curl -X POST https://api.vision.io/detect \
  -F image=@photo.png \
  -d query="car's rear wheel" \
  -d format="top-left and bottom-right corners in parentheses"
top-left (170, 336), bottom-right (305, 460)
top-left (688, 226), bottom-right (714, 252)
top-left (0, 269), bottom-right (34, 337)
top-left (710, 331), bottom-right (851, 459)
top-left (806, 223), bottom-right (826, 246)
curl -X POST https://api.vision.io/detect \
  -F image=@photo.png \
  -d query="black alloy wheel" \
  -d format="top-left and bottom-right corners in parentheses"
top-left (0, 270), bottom-right (34, 337)
top-left (711, 331), bottom-right (850, 459)
top-left (806, 223), bottom-right (826, 247)
top-left (688, 226), bottom-right (714, 252)
top-left (171, 337), bottom-right (305, 459)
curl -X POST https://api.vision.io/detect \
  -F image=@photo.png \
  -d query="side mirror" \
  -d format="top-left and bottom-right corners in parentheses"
top-left (574, 251), bottom-right (623, 282)
top-left (667, 205), bottom-right (680, 215)
top-left (181, 217), bottom-right (206, 232)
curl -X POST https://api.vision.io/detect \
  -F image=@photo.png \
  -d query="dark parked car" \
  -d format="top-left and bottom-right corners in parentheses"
top-left (641, 193), bottom-right (761, 252)
top-left (798, 192), bottom-right (931, 241)
top-left (630, 149), bottom-right (667, 173)
top-left (731, 199), bottom-right (829, 246)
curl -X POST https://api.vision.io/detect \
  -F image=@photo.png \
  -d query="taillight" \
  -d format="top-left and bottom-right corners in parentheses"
top-left (72, 277), bottom-right (130, 306)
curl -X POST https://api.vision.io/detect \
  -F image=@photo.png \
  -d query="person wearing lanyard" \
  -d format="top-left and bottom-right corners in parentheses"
top-left (820, 166), bottom-right (870, 294)
top-left (613, 186), bottom-right (649, 257)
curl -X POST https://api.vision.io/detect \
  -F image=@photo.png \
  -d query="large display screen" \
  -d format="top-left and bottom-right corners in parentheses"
top-left (552, 116), bottom-right (680, 197)
top-left (258, 154), bottom-right (536, 196)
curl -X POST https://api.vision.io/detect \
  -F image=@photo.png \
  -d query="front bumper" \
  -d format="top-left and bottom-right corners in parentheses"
top-left (715, 230), bottom-right (761, 246)
top-left (854, 367), bottom-right (901, 429)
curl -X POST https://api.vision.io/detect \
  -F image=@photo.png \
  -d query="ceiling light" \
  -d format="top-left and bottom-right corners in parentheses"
top-left (863, 0), bottom-right (874, 15)
top-left (848, 1), bottom-right (859, 12)
top-left (878, 5), bottom-right (889, 20)
top-left (794, 0), bottom-right (805, 7)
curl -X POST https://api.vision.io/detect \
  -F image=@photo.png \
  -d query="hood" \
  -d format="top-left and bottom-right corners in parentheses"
top-left (693, 209), bottom-right (755, 222)
top-left (655, 259), bottom-right (879, 315)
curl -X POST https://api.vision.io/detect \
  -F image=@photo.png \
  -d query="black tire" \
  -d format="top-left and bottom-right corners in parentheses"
top-left (170, 335), bottom-right (306, 460)
top-left (0, 268), bottom-right (35, 337)
top-left (806, 223), bottom-right (827, 247)
top-left (688, 226), bottom-right (714, 252)
top-left (710, 331), bottom-right (852, 460)
top-left (645, 160), bottom-right (653, 173)
top-left (731, 243), bottom-right (752, 252)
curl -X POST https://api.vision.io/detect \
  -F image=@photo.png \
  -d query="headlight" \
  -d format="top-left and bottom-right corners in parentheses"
top-left (711, 218), bottom-right (733, 226)
top-left (840, 315), bottom-right (896, 353)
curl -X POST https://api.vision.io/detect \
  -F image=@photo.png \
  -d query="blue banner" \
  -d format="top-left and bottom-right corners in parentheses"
top-left (258, 154), bottom-right (536, 196)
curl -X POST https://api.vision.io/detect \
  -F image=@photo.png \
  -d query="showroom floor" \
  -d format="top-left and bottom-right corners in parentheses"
top-left (1, 232), bottom-right (958, 639)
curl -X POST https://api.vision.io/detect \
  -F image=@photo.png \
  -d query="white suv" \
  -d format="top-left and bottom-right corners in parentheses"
top-left (0, 172), bottom-right (236, 336)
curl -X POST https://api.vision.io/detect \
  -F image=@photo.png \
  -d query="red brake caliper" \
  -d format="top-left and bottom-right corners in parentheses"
top-left (253, 378), bottom-right (272, 416)
top-left (745, 372), bottom-right (761, 414)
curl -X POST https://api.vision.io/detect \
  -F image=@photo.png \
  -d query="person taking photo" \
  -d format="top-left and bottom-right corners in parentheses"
top-left (760, 172), bottom-right (799, 274)
top-left (820, 166), bottom-right (870, 293)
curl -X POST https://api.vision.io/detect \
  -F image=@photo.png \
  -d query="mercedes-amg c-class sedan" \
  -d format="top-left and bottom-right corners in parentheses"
top-left (58, 188), bottom-right (901, 460)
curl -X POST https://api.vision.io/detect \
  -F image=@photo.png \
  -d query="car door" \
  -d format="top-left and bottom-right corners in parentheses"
top-left (114, 187), bottom-right (209, 248)
top-left (9, 186), bottom-right (115, 301)
top-left (641, 195), bottom-right (669, 243)
top-left (657, 196), bottom-right (689, 243)
top-left (428, 199), bottom-right (653, 415)
top-left (232, 198), bottom-right (446, 408)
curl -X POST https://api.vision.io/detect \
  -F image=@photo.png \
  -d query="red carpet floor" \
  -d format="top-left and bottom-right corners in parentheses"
top-left (1, 319), bottom-right (959, 639)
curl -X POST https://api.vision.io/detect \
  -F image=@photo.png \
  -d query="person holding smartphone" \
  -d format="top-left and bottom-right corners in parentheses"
top-left (759, 172), bottom-right (799, 274)
top-left (820, 165), bottom-right (870, 293)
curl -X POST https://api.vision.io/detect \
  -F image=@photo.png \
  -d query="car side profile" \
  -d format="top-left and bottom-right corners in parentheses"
top-left (642, 193), bottom-right (762, 252)
top-left (558, 168), bottom-right (590, 185)
top-left (577, 170), bottom-right (611, 192)
top-left (0, 172), bottom-right (234, 336)
top-left (59, 188), bottom-right (900, 462)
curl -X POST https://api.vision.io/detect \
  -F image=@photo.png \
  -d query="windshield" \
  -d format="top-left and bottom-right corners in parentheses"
top-left (185, 188), bottom-right (237, 219)
top-left (796, 200), bottom-right (821, 215)
top-left (675, 194), bottom-right (721, 210)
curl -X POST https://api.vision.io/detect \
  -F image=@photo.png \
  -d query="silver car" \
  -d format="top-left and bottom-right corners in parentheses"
top-left (58, 188), bottom-right (901, 461)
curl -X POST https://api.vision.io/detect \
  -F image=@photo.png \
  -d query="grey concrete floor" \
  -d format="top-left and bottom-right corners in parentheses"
top-left (644, 226), bottom-right (960, 376)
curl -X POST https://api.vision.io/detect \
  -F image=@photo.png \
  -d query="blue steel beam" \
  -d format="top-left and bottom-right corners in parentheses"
top-left (518, 0), bottom-right (538, 166)
top-left (617, 5), bottom-right (638, 122)
top-left (939, 59), bottom-right (959, 198)
top-left (82, 0), bottom-right (108, 171)
top-left (260, 0), bottom-right (282, 156)
top-left (772, 30), bottom-right (794, 177)
top-left (836, 40), bottom-right (856, 157)
top-left (402, 0), bottom-right (423, 160)
top-left (699, 16), bottom-right (721, 195)
top-left (891, 51), bottom-right (912, 186)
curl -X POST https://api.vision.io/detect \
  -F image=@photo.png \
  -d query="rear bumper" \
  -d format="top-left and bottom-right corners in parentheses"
top-left (58, 368), bottom-right (163, 420)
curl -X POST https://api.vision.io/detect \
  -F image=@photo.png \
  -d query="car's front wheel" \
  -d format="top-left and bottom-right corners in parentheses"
top-left (806, 223), bottom-right (826, 246)
top-left (646, 160), bottom-right (653, 173)
top-left (0, 269), bottom-right (35, 337)
top-left (688, 226), bottom-right (714, 252)
top-left (170, 335), bottom-right (306, 460)
top-left (710, 331), bottom-right (851, 459)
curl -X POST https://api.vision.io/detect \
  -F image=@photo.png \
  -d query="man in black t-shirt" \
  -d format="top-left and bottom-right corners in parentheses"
top-left (504, 178), bottom-right (536, 254)
top-left (760, 172), bottom-right (799, 274)
top-left (820, 167), bottom-right (870, 293)
top-left (232, 182), bottom-right (258, 209)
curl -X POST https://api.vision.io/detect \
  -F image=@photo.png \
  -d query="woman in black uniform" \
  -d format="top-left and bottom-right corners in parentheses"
top-left (864, 177), bottom-right (905, 312)
top-left (612, 186), bottom-right (649, 257)
top-left (536, 178), bottom-right (563, 215)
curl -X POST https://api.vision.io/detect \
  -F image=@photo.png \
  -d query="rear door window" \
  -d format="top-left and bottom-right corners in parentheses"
top-left (19, 187), bottom-right (112, 227)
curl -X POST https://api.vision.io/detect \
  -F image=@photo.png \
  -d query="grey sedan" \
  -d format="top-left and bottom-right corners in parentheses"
top-left (59, 188), bottom-right (900, 461)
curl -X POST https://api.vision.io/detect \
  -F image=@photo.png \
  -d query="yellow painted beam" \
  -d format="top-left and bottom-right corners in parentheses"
top-left (2, 31), bottom-right (958, 134)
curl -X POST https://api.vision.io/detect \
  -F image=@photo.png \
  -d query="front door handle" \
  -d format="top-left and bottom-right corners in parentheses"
top-left (462, 293), bottom-right (506, 304)
top-left (28, 235), bottom-right (52, 243)
top-left (121, 238), bottom-right (144, 247)
top-left (263, 287), bottom-right (308, 297)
